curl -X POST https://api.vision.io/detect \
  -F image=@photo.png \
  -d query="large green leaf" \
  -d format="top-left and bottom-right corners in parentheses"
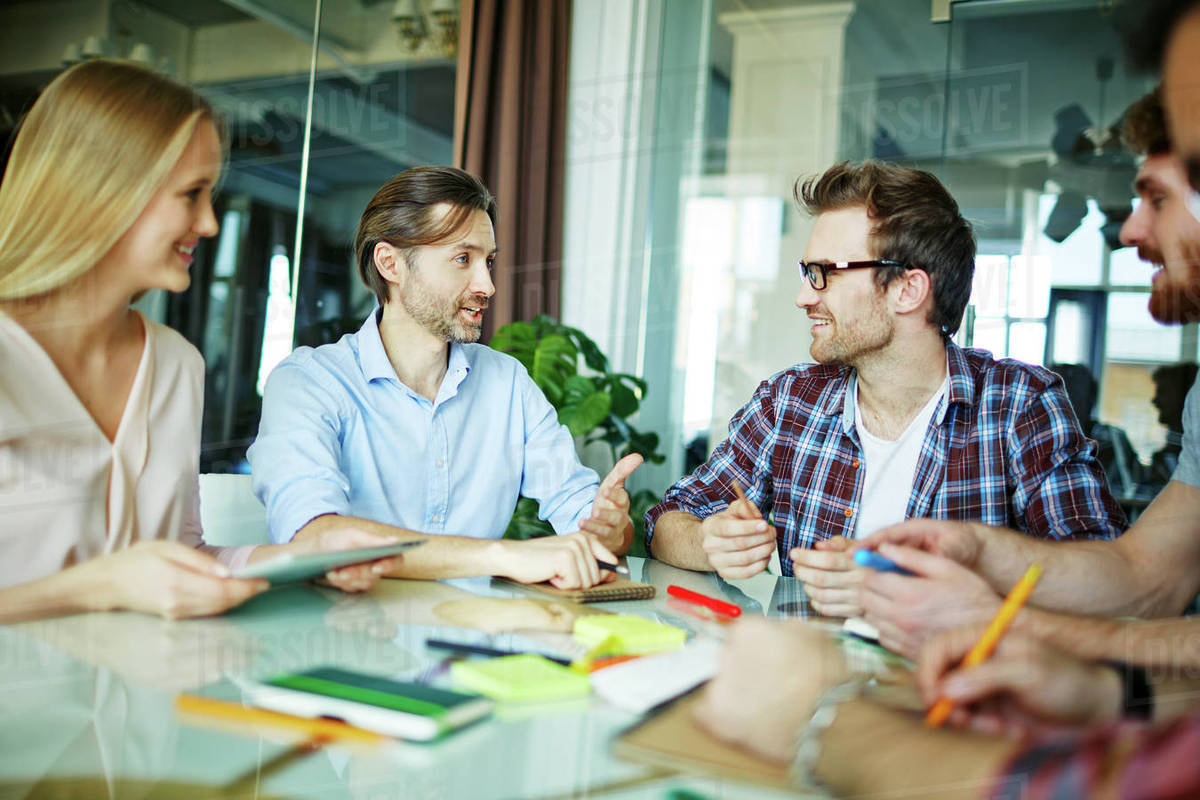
top-left (490, 322), bottom-right (538, 372)
top-left (609, 380), bottom-right (638, 417)
top-left (531, 334), bottom-right (577, 405)
top-left (503, 497), bottom-right (555, 539)
top-left (560, 390), bottom-right (612, 437)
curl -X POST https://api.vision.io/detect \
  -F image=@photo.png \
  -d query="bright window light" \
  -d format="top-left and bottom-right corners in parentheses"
top-left (257, 246), bottom-right (294, 396)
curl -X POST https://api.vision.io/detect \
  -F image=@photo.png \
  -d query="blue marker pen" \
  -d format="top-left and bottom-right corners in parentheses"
top-left (854, 548), bottom-right (916, 576)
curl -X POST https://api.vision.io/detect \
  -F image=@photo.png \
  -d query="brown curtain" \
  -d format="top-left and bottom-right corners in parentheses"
top-left (453, 0), bottom-right (571, 341)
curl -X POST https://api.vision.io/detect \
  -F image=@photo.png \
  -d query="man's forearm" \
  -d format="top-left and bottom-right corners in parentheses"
top-left (648, 511), bottom-right (713, 571)
top-left (975, 524), bottom-right (1159, 617)
top-left (295, 514), bottom-right (518, 580)
top-left (815, 699), bottom-right (1015, 798)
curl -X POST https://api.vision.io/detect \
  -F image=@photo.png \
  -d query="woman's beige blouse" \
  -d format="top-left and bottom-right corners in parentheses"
top-left (0, 311), bottom-right (253, 587)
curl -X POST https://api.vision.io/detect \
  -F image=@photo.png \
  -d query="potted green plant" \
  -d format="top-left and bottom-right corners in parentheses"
top-left (490, 315), bottom-right (665, 556)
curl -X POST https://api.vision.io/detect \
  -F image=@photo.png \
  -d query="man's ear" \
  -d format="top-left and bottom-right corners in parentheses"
top-left (373, 241), bottom-right (406, 285)
top-left (891, 268), bottom-right (932, 316)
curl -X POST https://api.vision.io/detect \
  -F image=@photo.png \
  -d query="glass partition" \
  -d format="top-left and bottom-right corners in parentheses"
top-left (0, 0), bottom-right (457, 472)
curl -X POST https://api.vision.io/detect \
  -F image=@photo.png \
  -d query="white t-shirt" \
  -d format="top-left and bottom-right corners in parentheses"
top-left (851, 375), bottom-right (948, 539)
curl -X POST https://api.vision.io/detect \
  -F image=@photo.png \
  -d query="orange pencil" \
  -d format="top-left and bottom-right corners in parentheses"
top-left (925, 562), bottom-right (1043, 727)
top-left (175, 693), bottom-right (386, 745)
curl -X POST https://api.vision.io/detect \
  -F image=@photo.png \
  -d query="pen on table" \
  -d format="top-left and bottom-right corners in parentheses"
top-left (667, 584), bottom-right (743, 618)
top-left (425, 637), bottom-right (572, 666)
top-left (597, 559), bottom-right (630, 575)
top-left (925, 562), bottom-right (1043, 727)
top-left (175, 693), bottom-right (384, 745)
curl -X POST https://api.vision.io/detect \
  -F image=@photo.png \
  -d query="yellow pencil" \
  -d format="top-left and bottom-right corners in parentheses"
top-left (175, 693), bottom-right (386, 745)
top-left (925, 562), bottom-right (1043, 727)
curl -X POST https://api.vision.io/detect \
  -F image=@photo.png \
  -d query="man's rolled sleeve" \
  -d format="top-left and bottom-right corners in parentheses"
top-left (248, 359), bottom-right (354, 543)
top-left (645, 378), bottom-right (778, 549)
top-left (516, 369), bottom-right (600, 534)
top-left (1008, 381), bottom-right (1126, 540)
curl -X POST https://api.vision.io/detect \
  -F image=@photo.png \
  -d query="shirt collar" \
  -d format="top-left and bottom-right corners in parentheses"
top-left (833, 342), bottom-right (970, 434)
top-left (357, 307), bottom-right (397, 384)
top-left (357, 307), bottom-right (473, 395)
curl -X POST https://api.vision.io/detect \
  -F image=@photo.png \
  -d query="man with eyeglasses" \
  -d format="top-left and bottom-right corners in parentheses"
top-left (687, 8), bottom-right (1200, 798)
top-left (645, 161), bottom-right (1123, 618)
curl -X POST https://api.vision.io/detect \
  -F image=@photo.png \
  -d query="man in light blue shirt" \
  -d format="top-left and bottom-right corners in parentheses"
top-left (249, 166), bottom-right (638, 589)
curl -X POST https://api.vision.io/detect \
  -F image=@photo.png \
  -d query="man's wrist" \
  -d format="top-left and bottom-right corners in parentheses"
top-left (792, 677), bottom-right (867, 792)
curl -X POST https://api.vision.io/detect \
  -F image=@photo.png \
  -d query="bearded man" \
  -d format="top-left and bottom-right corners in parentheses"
top-left (249, 167), bottom-right (637, 589)
top-left (645, 160), bottom-right (1123, 618)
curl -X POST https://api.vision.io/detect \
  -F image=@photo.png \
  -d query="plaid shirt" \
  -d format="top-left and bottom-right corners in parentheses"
top-left (646, 344), bottom-right (1125, 576)
top-left (991, 716), bottom-right (1200, 799)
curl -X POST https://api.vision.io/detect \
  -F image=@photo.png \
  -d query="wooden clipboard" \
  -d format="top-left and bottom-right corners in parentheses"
top-left (613, 691), bottom-right (792, 789)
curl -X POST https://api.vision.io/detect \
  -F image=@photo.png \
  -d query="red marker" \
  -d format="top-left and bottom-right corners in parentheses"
top-left (667, 584), bottom-right (742, 618)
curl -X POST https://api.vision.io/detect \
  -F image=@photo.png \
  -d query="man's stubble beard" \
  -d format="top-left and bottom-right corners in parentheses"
top-left (401, 271), bottom-right (487, 344)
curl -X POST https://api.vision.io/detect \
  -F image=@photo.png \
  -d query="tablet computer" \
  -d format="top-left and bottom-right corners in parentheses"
top-left (232, 540), bottom-right (425, 585)
top-left (236, 666), bottom-right (492, 741)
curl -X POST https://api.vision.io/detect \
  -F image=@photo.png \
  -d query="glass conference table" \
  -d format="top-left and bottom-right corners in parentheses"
top-left (0, 558), bottom-right (825, 799)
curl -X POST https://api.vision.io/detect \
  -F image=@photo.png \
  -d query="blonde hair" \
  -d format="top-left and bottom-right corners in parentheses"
top-left (0, 60), bottom-right (220, 300)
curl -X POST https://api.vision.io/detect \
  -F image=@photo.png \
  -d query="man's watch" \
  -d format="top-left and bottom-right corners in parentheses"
top-left (791, 677), bottom-right (868, 792)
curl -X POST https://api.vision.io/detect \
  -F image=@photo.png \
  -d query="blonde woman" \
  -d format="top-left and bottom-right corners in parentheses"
top-left (0, 60), bottom-right (398, 623)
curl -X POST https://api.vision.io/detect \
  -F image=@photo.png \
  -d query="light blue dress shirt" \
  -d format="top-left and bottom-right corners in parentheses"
top-left (248, 310), bottom-right (599, 543)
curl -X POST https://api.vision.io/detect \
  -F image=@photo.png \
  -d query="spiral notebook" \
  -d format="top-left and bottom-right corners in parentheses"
top-left (494, 576), bottom-right (656, 603)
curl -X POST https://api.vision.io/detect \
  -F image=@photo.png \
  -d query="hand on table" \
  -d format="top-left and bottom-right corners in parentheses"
top-left (87, 540), bottom-right (268, 619)
top-left (693, 618), bottom-right (850, 763)
top-left (918, 626), bottom-right (1123, 737)
top-left (578, 453), bottom-right (643, 554)
top-left (791, 535), bottom-right (867, 617)
top-left (498, 532), bottom-right (618, 590)
top-left (860, 543), bottom-right (1002, 659)
top-left (700, 486), bottom-right (774, 580)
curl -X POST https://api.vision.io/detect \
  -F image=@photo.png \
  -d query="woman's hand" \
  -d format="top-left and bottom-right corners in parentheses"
top-left (85, 540), bottom-right (267, 619)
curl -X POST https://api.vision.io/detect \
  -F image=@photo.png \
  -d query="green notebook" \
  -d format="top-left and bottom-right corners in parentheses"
top-left (450, 655), bottom-right (591, 703)
top-left (244, 666), bottom-right (492, 741)
top-left (573, 615), bottom-right (687, 655)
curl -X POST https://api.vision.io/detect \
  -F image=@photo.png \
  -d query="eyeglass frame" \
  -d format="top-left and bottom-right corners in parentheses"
top-left (797, 259), bottom-right (919, 291)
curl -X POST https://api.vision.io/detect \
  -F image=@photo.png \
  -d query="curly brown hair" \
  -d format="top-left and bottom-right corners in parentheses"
top-left (1122, 86), bottom-right (1172, 156)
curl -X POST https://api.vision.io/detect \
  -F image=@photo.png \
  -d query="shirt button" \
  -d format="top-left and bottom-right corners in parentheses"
top-left (852, 459), bottom-right (860, 468)
top-left (436, 459), bottom-right (445, 468)
top-left (843, 508), bottom-right (853, 518)
top-left (431, 514), bottom-right (441, 523)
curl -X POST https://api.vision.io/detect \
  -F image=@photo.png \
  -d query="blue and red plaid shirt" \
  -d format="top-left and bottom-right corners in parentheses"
top-left (645, 344), bottom-right (1125, 575)
top-left (991, 716), bottom-right (1200, 799)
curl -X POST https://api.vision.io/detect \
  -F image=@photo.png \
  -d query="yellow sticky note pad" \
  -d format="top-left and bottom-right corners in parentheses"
top-left (450, 655), bottom-right (591, 703)
top-left (573, 615), bottom-right (687, 656)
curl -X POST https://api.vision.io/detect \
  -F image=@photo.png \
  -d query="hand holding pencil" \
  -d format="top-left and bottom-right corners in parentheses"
top-left (698, 479), bottom-right (775, 580)
top-left (922, 563), bottom-right (1056, 728)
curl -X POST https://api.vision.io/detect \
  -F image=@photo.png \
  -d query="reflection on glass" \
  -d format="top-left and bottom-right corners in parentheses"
top-left (1009, 322), bottom-right (1047, 366)
top-left (1106, 292), bottom-right (1181, 362)
top-left (972, 318), bottom-right (1007, 359)
top-left (971, 255), bottom-right (1010, 317)
top-left (1037, 193), bottom-right (1104, 287)
top-left (1051, 301), bottom-right (1085, 365)
top-left (1008, 255), bottom-right (1051, 318)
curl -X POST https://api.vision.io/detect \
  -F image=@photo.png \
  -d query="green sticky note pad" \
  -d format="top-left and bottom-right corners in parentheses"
top-left (450, 655), bottom-right (591, 703)
top-left (573, 615), bottom-right (687, 655)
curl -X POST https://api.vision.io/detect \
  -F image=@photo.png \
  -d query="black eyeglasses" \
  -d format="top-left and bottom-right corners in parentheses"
top-left (797, 259), bottom-right (914, 291)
